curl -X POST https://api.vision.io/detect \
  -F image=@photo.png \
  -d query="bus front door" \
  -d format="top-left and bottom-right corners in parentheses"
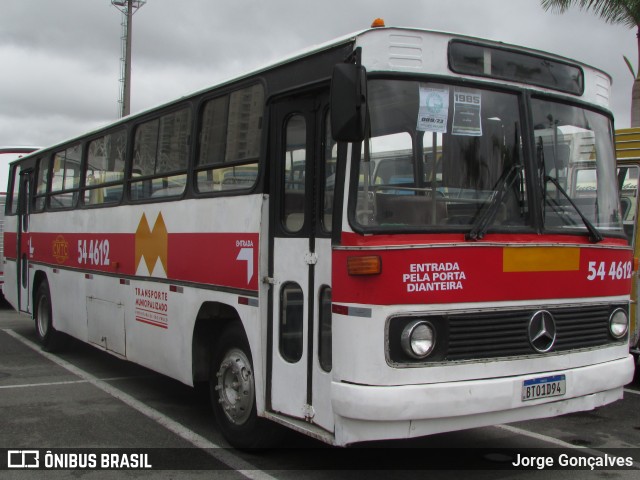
top-left (269, 93), bottom-right (334, 432)
top-left (16, 170), bottom-right (33, 313)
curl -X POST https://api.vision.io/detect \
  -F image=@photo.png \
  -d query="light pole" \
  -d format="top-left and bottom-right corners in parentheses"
top-left (111, 0), bottom-right (146, 118)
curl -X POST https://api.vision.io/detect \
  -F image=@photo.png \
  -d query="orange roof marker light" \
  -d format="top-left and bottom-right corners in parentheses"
top-left (371, 18), bottom-right (386, 28)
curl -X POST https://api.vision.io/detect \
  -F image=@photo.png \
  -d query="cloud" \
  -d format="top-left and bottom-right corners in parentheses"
top-left (0, 0), bottom-right (634, 149)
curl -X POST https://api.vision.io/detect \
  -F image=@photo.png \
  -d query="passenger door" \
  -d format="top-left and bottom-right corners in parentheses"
top-left (269, 91), bottom-right (334, 431)
top-left (16, 169), bottom-right (33, 313)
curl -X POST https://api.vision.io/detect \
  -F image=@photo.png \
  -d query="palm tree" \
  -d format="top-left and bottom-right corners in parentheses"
top-left (541, 0), bottom-right (640, 126)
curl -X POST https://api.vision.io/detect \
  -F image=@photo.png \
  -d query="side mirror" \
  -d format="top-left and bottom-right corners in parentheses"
top-left (330, 63), bottom-right (367, 142)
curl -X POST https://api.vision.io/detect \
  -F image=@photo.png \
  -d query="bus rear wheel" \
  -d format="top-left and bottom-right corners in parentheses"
top-left (34, 281), bottom-right (64, 352)
top-left (210, 325), bottom-right (282, 449)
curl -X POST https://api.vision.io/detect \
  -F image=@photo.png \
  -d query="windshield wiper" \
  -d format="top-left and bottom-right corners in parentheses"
top-left (466, 164), bottom-right (522, 241)
top-left (545, 175), bottom-right (603, 243)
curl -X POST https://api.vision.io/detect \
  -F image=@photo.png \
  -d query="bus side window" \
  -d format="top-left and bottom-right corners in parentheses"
top-left (280, 282), bottom-right (304, 363)
top-left (84, 129), bottom-right (126, 206)
top-left (318, 286), bottom-right (332, 371)
top-left (33, 158), bottom-right (49, 212)
top-left (195, 84), bottom-right (263, 193)
top-left (50, 144), bottom-right (81, 210)
top-left (131, 107), bottom-right (191, 201)
top-left (621, 165), bottom-right (639, 243)
top-left (9, 165), bottom-right (21, 215)
top-left (321, 112), bottom-right (336, 233)
top-left (283, 115), bottom-right (306, 232)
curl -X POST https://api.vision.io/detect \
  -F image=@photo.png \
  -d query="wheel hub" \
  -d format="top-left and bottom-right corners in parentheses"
top-left (215, 348), bottom-right (254, 425)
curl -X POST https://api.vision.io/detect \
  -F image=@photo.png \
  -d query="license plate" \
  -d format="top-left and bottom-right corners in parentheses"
top-left (521, 374), bottom-right (566, 402)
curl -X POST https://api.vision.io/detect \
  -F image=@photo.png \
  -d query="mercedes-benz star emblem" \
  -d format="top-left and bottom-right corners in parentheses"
top-left (528, 310), bottom-right (557, 353)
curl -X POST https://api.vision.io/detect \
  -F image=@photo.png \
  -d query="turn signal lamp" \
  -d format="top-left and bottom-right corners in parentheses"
top-left (347, 255), bottom-right (382, 275)
top-left (371, 18), bottom-right (386, 28)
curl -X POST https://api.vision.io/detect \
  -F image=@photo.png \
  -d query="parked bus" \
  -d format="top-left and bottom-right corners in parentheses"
top-left (0, 147), bottom-right (39, 296)
top-left (615, 127), bottom-right (640, 358)
top-left (3, 23), bottom-right (635, 447)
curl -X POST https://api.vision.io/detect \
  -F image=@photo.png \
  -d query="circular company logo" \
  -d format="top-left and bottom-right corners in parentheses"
top-left (528, 310), bottom-right (557, 353)
top-left (52, 235), bottom-right (69, 264)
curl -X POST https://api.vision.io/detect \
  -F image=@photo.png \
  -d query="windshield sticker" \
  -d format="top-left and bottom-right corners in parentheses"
top-left (452, 91), bottom-right (482, 136)
top-left (417, 85), bottom-right (449, 133)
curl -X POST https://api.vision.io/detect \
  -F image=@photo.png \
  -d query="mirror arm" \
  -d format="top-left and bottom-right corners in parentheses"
top-left (345, 47), bottom-right (362, 66)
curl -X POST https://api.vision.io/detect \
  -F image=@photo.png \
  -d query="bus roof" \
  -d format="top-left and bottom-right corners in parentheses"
top-left (9, 25), bottom-right (609, 164)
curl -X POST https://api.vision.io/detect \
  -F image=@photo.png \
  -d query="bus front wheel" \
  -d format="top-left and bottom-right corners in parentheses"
top-left (210, 325), bottom-right (282, 449)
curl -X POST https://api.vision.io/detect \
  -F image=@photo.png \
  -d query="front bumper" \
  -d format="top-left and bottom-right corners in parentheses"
top-left (331, 355), bottom-right (634, 445)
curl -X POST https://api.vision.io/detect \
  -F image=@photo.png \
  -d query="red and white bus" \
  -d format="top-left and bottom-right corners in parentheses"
top-left (0, 147), bottom-right (39, 295)
top-left (3, 23), bottom-right (635, 447)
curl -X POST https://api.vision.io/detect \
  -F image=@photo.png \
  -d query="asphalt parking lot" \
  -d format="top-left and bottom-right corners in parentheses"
top-left (0, 299), bottom-right (639, 479)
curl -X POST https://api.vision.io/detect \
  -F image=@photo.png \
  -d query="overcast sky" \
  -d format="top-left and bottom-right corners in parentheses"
top-left (0, 0), bottom-right (635, 149)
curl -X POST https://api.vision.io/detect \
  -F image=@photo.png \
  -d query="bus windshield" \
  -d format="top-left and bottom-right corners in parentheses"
top-left (352, 79), bottom-right (622, 238)
top-left (531, 98), bottom-right (620, 234)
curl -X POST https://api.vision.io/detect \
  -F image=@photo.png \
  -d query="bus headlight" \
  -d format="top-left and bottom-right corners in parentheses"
top-left (400, 321), bottom-right (435, 359)
top-left (609, 308), bottom-right (629, 339)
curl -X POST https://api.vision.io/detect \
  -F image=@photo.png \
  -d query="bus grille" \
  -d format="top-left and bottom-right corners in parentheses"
top-left (446, 305), bottom-right (613, 361)
top-left (387, 304), bottom-right (625, 364)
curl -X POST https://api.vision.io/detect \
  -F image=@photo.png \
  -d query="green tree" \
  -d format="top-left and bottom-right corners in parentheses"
top-left (541, 0), bottom-right (640, 126)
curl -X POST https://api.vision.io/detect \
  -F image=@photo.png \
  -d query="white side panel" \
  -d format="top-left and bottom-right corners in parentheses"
top-left (87, 296), bottom-right (125, 355)
top-left (9, 194), bottom-right (267, 389)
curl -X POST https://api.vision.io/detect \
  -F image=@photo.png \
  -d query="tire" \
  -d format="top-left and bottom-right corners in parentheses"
top-left (34, 281), bottom-right (65, 352)
top-left (210, 325), bottom-right (282, 449)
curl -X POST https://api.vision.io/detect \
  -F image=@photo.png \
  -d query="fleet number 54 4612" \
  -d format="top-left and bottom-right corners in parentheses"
top-left (586, 261), bottom-right (632, 281)
top-left (77, 239), bottom-right (111, 267)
